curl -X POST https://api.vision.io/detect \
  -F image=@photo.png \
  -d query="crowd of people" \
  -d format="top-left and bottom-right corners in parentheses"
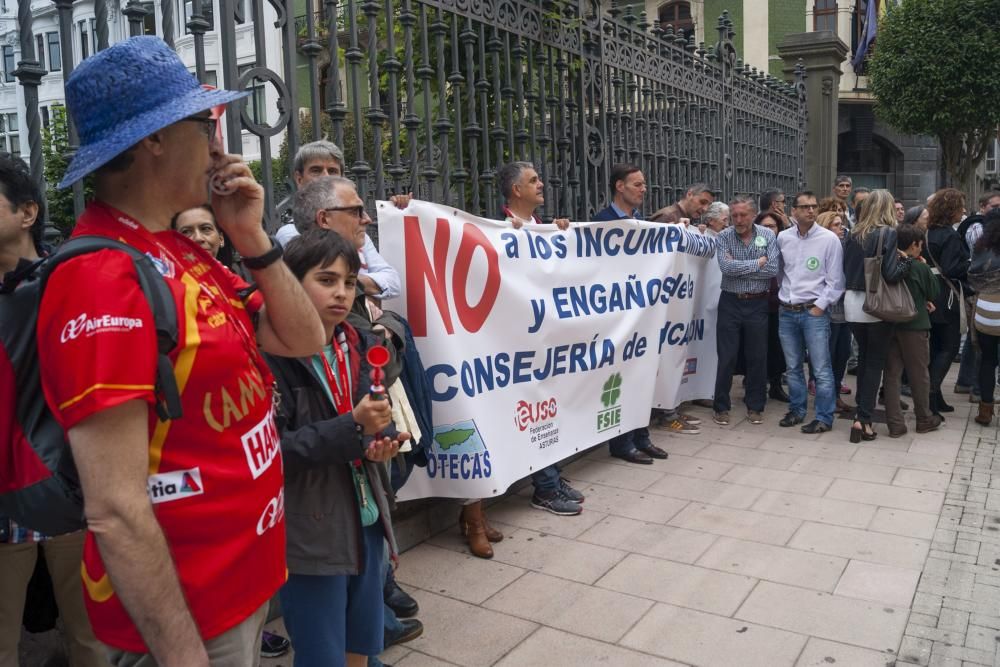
top-left (2, 35), bottom-right (999, 667)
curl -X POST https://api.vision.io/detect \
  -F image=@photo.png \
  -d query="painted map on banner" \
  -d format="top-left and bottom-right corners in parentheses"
top-left (377, 201), bottom-right (717, 500)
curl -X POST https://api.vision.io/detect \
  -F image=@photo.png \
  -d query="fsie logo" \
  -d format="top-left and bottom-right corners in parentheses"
top-left (514, 398), bottom-right (557, 431)
top-left (147, 467), bottom-right (204, 505)
top-left (60, 313), bottom-right (144, 343)
top-left (597, 372), bottom-right (622, 432)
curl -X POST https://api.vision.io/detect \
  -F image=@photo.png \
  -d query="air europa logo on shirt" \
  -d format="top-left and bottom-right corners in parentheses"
top-left (60, 313), bottom-right (144, 343)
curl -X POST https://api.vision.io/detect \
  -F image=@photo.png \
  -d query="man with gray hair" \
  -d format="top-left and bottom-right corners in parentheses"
top-left (288, 175), bottom-right (400, 300)
top-left (711, 196), bottom-right (779, 426)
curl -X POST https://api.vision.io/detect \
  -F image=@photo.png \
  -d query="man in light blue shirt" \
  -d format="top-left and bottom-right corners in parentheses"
top-left (776, 190), bottom-right (845, 434)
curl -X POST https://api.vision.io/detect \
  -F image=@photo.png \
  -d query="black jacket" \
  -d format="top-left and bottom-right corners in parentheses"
top-left (843, 226), bottom-right (909, 292)
top-left (922, 226), bottom-right (969, 324)
top-left (265, 323), bottom-right (399, 576)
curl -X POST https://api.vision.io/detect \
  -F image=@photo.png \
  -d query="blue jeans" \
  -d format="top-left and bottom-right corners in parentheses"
top-left (531, 464), bottom-right (560, 494)
top-left (779, 309), bottom-right (834, 426)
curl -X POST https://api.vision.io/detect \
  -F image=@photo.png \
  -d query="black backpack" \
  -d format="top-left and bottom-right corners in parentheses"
top-left (0, 236), bottom-right (182, 536)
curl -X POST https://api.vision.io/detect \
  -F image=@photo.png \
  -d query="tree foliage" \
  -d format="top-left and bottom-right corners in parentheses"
top-left (42, 105), bottom-right (94, 235)
top-left (867, 0), bottom-right (1000, 188)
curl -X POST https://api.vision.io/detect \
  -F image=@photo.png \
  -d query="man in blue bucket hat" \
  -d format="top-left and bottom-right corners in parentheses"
top-left (35, 36), bottom-right (325, 666)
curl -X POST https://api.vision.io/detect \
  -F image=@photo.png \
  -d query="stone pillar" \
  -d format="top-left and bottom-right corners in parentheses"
top-left (777, 31), bottom-right (849, 193)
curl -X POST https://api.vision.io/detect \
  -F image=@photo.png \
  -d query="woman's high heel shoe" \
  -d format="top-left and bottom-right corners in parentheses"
top-left (850, 425), bottom-right (863, 443)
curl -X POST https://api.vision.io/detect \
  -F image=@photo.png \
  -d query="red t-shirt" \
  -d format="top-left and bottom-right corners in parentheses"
top-left (36, 202), bottom-right (285, 652)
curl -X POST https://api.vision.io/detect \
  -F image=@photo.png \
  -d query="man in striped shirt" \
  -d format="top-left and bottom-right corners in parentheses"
top-left (711, 197), bottom-right (779, 426)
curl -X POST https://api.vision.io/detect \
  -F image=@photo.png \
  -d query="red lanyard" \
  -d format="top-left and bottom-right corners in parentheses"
top-left (319, 340), bottom-right (352, 416)
top-left (319, 338), bottom-right (364, 469)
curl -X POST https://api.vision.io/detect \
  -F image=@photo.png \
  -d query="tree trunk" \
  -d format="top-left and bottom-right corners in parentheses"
top-left (938, 130), bottom-right (992, 191)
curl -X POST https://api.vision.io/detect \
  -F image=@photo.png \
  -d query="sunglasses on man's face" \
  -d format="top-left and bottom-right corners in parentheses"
top-left (182, 115), bottom-right (218, 139)
top-left (325, 205), bottom-right (366, 220)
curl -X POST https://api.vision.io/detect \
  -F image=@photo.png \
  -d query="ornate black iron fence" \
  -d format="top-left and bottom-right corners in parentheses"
top-left (13, 0), bottom-right (806, 230)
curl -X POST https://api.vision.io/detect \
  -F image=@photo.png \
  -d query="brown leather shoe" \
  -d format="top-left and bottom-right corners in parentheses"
top-left (482, 505), bottom-right (503, 543)
top-left (836, 398), bottom-right (854, 414)
top-left (887, 425), bottom-right (908, 438)
top-left (975, 402), bottom-right (995, 426)
top-left (916, 414), bottom-right (943, 433)
top-left (459, 501), bottom-right (494, 558)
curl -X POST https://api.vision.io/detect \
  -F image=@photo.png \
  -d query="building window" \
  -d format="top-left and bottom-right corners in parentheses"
top-left (0, 114), bottom-right (20, 157)
top-left (80, 20), bottom-right (89, 59)
top-left (140, 2), bottom-right (157, 36)
top-left (987, 139), bottom-right (999, 175)
top-left (658, 1), bottom-right (694, 41)
top-left (41, 105), bottom-right (50, 130)
top-left (238, 64), bottom-right (266, 125)
top-left (47, 32), bottom-right (61, 71)
top-left (2, 46), bottom-right (14, 82)
top-left (814, 0), bottom-right (837, 33)
top-left (181, 0), bottom-right (215, 34)
top-left (90, 18), bottom-right (98, 53)
top-left (35, 34), bottom-right (45, 70)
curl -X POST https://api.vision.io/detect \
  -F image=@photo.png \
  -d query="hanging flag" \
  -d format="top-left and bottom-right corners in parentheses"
top-left (851, 0), bottom-right (879, 73)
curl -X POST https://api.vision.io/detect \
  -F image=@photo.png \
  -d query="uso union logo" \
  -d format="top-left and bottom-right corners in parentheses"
top-left (514, 398), bottom-right (558, 431)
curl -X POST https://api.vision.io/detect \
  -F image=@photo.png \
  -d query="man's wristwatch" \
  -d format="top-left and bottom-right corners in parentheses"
top-left (242, 235), bottom-right (283, 270)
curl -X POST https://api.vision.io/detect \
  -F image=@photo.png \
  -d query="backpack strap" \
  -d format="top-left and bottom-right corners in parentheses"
top-left (37, 236), bottom-right (183, 422)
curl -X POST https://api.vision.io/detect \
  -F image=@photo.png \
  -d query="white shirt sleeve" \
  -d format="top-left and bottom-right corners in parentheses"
top-left (360, 234), bottom-right (401, 300)
top-left (275, 223), bottom-right (301, 247)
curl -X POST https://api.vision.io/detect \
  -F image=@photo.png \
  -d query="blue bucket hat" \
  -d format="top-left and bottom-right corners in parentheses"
top-left (59, 36), bottom-right (249, 189)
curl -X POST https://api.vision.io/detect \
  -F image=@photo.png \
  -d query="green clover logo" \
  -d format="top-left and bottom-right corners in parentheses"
top-left (805, 256), bottom-right (820, 271)
top-left (601, 373), bottom-right (622, 408)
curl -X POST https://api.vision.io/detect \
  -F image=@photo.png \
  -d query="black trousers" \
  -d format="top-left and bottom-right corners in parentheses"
top-left (979, 332), bottom-right (999, 404)
top-left (849, 320), bottom-right (894, 424)
top-left (929, 318), bottom-right (961, 397)
top-left (767, 311), bottom-right (786, 383)
top-left (714, 292), bottom-right (769, 413)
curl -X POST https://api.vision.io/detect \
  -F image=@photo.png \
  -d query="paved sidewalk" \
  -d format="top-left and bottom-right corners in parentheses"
top-left (264, 371), bottom-right (1000, 667)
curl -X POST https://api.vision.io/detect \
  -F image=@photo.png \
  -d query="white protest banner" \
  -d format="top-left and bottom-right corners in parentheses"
top-left (377, 201), bottom-right (716, 501)
top-left (654, 230), bottom-right (722, 408)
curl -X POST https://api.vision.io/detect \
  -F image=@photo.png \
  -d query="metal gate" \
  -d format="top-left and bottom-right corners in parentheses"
top-left (12, 0), bottom-right (806, 232)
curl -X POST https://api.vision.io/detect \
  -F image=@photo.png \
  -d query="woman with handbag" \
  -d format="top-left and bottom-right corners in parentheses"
top-left (970, 209), bottom-right (1000, 425)
top-left (922, 188), bottom-right (970, 416)
top-left (842, 190), bottom-right (912, 442)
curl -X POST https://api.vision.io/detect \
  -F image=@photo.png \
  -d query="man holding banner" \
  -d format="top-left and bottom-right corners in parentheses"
top-left (497, 161), bottom-right (586, 515)
top-left (593, 164), bottom-right (669, 464)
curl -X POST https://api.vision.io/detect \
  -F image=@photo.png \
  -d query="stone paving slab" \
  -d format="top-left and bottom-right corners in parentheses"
top-left (260, 369), bottom-right (1000, 667)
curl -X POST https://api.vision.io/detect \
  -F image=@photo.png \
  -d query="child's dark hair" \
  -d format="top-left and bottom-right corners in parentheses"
top-left (896, 223), bottom-right (923, 251)
top-left (284, 228), bottom-right (361, 280)
top-left (0, 153), bottom-right (45, 246)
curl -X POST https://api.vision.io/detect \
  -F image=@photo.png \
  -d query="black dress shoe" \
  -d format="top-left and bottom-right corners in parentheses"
top-left (385, 618), bottom-right (424, 648)
top-left (612, 449), bottom-right (654, 465)
top-left (779, 411), bottom-right (804, 427)
top-left (385, 579), bottom-right (419, 619)
top-left (800, 419), bottom-right (831, 434)
top-left (769, 386), bottom-right (790, 403)
top-left (637, 444), bottom-right (669, 459)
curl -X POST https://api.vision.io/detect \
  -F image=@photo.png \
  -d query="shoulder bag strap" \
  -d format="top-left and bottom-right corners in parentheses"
top-left (925, 235), bottom-right (962, 300)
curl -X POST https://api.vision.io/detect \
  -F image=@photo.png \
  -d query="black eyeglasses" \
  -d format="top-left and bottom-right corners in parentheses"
top-left (182, 115), bottom-right (218, 139)
top-left (324, 205), bottom-right (366, 219)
